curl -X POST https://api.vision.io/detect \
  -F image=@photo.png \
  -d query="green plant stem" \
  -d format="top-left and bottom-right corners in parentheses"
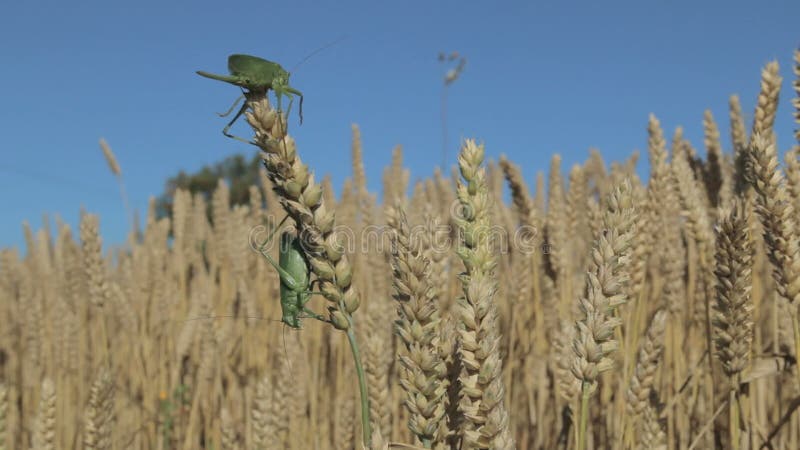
top-left (730, 388), bottom-right (740, 450)
top-left (344, 314), bottom-right (372, 448)
top-left (577, 383), bottom-right (590, 450)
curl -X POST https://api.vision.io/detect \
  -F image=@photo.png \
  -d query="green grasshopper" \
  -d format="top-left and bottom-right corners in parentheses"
top-left (181, 217), bottom-right (326, 329)
top-left (255, 215), bottom-right (327, 329)
top-left (197, 54), bottom-right (303, 144)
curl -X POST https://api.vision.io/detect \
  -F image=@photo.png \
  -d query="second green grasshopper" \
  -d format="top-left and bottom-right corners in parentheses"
top-left (255, 215), bottom-right (326, 329)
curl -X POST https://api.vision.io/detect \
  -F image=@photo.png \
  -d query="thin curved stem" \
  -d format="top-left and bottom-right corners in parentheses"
top-left (441, 86), bottom-right (448, 169)
top-left (577, 384), bottom-right (590, 450)
top-left (344, 312), bottom-right (372, 448)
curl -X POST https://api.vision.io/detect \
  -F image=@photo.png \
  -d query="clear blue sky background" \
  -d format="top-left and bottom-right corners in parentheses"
top-left (0, 0), bottom-right (797, 252)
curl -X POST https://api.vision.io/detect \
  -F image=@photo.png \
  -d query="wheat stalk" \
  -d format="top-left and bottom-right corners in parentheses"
top-left (243, 93), bottom-right (372, 447)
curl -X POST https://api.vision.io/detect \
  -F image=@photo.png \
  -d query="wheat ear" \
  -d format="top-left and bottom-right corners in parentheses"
top-left (572, 179), bottom-right (636, 450)
top-left (243, 93), bottom-right (372, 447)
top-left (452, 139), bottom-right (515, 449)
top-left (388, 206), bottom-right (447, 447)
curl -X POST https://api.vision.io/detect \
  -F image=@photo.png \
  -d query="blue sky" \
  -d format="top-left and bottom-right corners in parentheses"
top-left (0, 0), bottom-right (797, 252)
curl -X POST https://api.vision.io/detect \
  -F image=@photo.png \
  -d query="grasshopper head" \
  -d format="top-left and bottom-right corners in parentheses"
top-left (274, 67), bottom-right (291, 87)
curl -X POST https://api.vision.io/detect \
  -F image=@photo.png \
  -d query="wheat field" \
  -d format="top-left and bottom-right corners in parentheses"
top-left (0, 50), bottom-right (799, 450)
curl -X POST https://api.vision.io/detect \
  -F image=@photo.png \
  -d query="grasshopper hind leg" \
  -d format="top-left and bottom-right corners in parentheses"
top-left (300, 307), bottom-right (328, 324)
top-left (219, 93), bottom-right (258, 145)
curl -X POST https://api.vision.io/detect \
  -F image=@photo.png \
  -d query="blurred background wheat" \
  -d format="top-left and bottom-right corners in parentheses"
top-left (1, 2), bottom-right (800, 449)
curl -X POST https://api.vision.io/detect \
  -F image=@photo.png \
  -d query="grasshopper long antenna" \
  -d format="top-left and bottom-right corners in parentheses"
top-left (290, 35), bottom-right (349, 74)
top-left (178, 315), bottom-right (283, 324)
